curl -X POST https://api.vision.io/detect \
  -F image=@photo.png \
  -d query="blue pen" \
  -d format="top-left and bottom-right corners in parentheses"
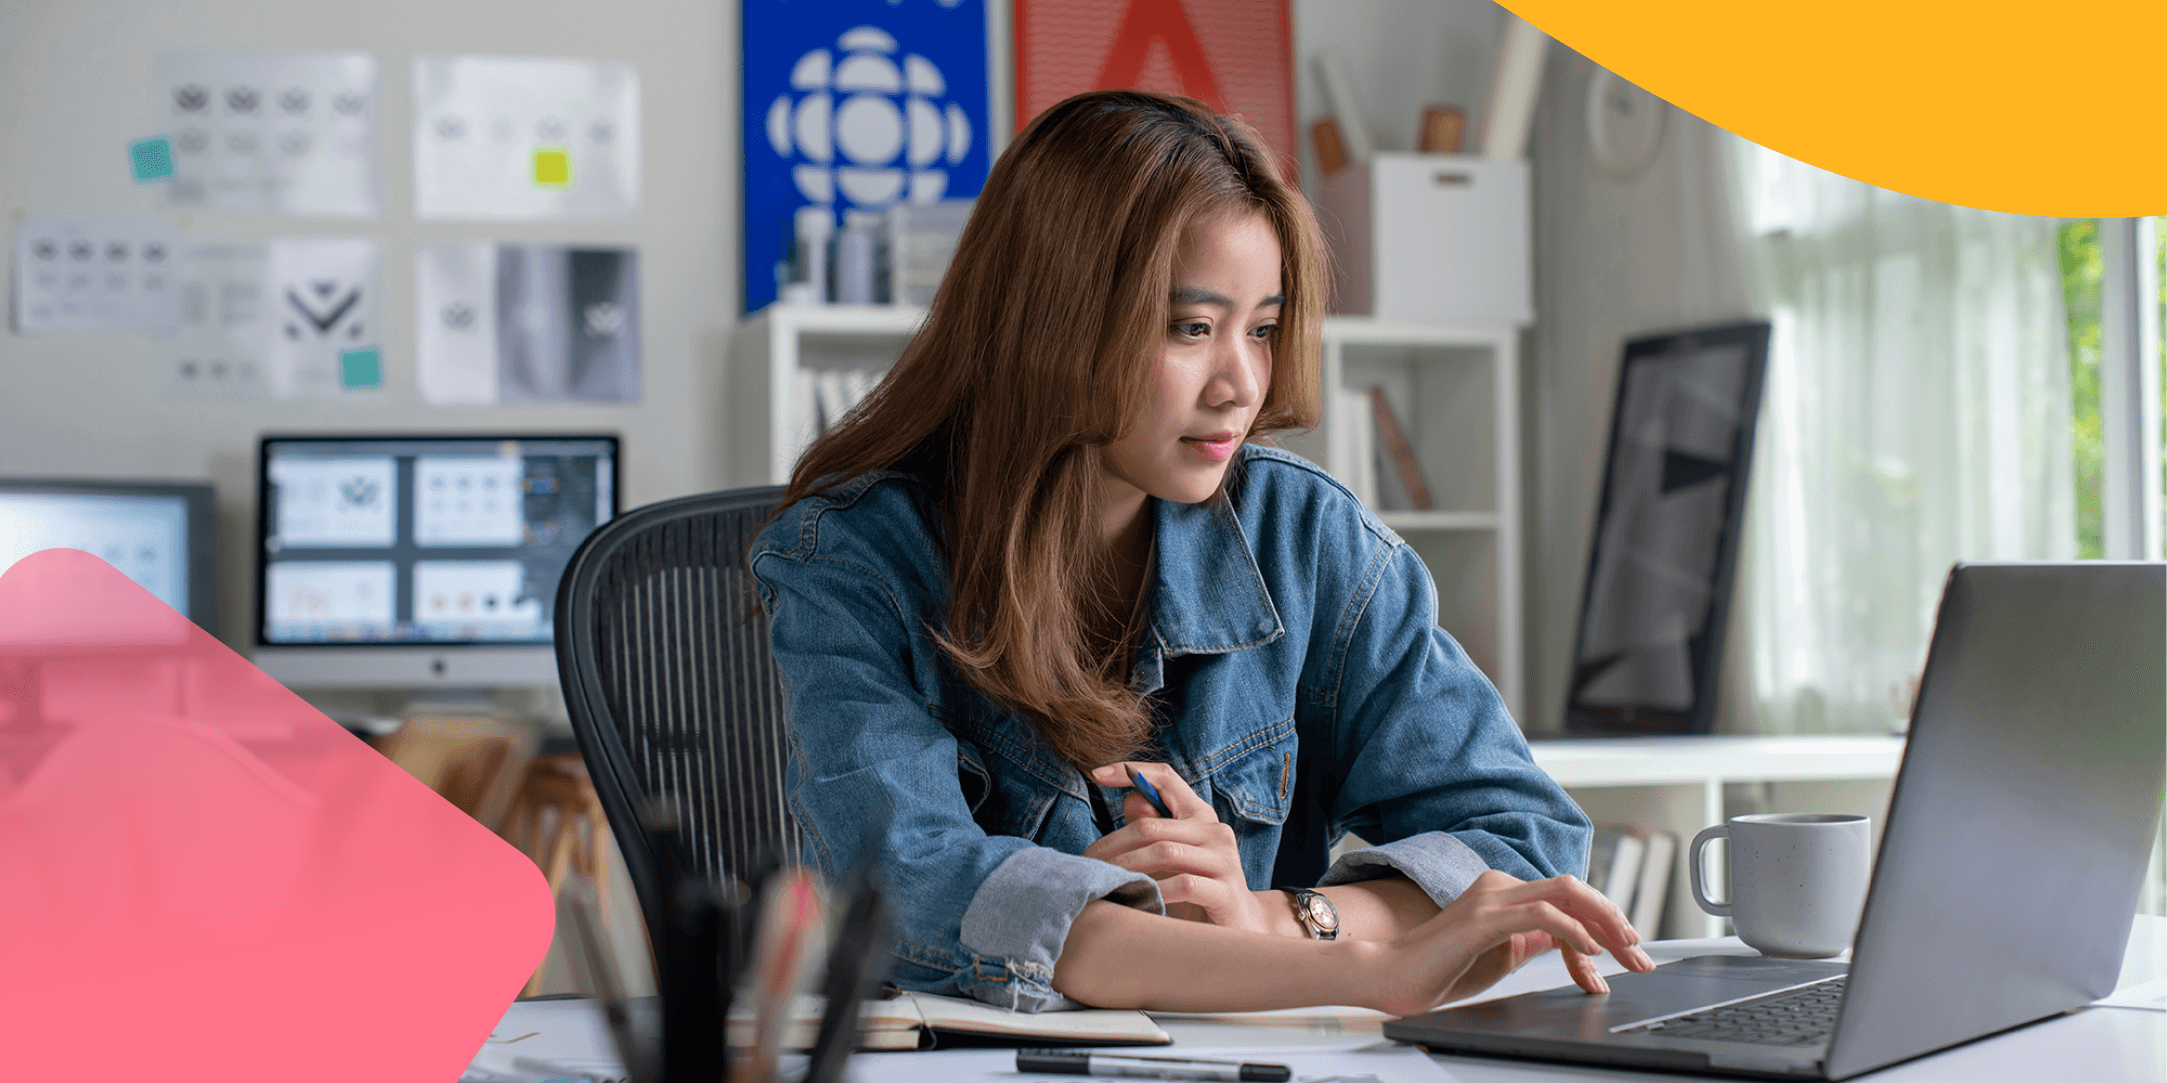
top-left (1124, 764), bottom-right (1173, 818)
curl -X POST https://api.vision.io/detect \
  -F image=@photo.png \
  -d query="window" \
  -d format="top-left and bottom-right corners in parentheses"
top-left (2058, 217), bottom-right (2167, 559)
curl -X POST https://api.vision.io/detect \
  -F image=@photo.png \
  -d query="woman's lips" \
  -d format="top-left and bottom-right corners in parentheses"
top-left (1181, 435), bottom-right (1240, 462)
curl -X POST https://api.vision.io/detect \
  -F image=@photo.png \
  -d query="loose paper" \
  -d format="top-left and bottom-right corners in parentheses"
top-left (12, 216), bottom-right (184, 334)
top-left (162, 241), bottom-right (269, 400)
top-left (263, 237), bottom-right (384, 398)
top-left (153, 51), bottom-right (380, 216)
top-left (415, 243), bottom-right (640, 404)
top-left (414, 55), bottom-right (641, 219)
top-left (844, 1042), bottom-right (1455, 1083)
top-left (2094, 977), bottom-right (2167, 1011)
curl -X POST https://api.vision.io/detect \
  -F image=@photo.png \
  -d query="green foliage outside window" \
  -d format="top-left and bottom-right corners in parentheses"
top-left (2059, 220), bottom-right (2103, 558)
top-left (2059, 218), bottom-right (2167, 561)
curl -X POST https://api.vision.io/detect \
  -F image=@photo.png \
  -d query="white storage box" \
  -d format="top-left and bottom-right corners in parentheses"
top-left (1316, 154), bottom-right (1531, 326)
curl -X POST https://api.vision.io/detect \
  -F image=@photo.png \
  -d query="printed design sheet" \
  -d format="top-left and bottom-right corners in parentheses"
top-left (12, 217), bottom-right (184, 334)
top-left (413, 55), bottom-right (641, 219)
top-left (263, 237), bottom-right (384, 398)
top-left (415, 243), bottom-right (640, 404)
top-left (163, 241), bottom-right (270, 399)
top-left (152, 51), bottom-right (380, 216)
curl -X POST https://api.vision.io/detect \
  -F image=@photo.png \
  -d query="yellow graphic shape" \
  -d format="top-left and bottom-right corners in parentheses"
top-left (533, 148), bottom-right (571, 188)
top-left (1502, 0), bottom-right (2165, 217)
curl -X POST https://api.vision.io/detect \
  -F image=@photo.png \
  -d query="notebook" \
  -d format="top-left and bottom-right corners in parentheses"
top-left (726, 990), bottom-right (1172, 1051)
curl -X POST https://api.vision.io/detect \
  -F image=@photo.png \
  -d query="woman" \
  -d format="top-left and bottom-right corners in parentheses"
top-left (748, 89), bottom-right (1650, 1014)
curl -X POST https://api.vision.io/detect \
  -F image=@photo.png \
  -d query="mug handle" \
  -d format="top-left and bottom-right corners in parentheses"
top-left (1689, 825), bottom-right (1732, 917)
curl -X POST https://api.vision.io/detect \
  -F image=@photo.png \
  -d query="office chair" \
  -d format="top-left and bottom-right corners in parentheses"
top-left (554, 484), bottom-right (801, 980)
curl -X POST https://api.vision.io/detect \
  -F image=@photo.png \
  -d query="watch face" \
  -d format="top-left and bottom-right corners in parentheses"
top-left (1305, 895), bottom-right (1339, 931)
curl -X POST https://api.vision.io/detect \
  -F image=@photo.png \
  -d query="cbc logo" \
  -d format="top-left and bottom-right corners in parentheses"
top-left (764, 24), bottom-right (974, 210)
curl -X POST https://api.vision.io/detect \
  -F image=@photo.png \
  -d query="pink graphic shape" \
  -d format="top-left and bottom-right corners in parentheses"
top-left (0, 548), bottom-right (555, 1081)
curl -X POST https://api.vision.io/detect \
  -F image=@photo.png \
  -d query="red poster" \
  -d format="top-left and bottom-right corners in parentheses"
top-left (1016, 0), bottom-right (1295, 168)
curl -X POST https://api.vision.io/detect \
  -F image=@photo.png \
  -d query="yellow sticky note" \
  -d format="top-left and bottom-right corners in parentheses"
top-left (533, 148), bottom-right (570, 187)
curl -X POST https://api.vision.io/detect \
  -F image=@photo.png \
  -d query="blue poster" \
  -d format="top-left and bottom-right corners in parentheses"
top-left (741, 0), bottom-right (990, 313)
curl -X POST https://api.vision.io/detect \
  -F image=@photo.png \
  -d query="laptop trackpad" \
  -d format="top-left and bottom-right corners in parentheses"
top-left (1409, 956), bottom-right (1849, 1040)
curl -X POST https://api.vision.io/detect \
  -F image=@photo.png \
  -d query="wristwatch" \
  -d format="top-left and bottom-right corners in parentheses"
top-left (1281, 887), bottom-right (1340, 940)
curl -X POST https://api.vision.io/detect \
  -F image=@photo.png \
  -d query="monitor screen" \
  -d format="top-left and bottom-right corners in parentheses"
top-left (0, 479), bottom-right (218, 633)
top-left (254, 435), bottom-right (618, 672)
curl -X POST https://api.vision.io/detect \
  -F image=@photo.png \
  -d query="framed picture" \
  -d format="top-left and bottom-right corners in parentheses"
top-left (1015, 0), bottom-right (1294, 164)
top-left (1566, 321), bottom-right (1771, 736)
top-left (739, 0), bottom-right (992, 314)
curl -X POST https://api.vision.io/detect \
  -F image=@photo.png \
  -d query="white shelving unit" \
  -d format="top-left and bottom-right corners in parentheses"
top-left (1278, 318), bottom-right (1523, 719)
top-left (727, 304), bottom-right (926, 490)
top-left (731, 306), bottom-right (1525, 719)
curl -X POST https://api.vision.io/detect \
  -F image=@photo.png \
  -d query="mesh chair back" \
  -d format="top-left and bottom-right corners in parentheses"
top-left (555, 486), bottom-right (800, 944)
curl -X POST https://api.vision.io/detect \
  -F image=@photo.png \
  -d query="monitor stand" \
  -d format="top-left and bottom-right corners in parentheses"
top-left (403, 687), bottom-right (503, 715)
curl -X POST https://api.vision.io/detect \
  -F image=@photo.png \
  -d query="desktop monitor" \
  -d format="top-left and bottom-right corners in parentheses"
top-left (0, 478), bottom-right (219, 633)
top-left (252, 433), bottom-right (620, 688)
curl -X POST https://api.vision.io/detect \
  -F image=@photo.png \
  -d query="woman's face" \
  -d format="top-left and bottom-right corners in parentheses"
top-left (1101, 211), bottom-right (1283, 512)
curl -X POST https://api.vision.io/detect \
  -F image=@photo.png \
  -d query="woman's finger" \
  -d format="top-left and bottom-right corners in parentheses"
top-left (1499, 899), bottom-right (1601, 958)
top-left (1082, 814), bottom-right (1237, 864)
top-left (1493, 875), bottom-right (1652, 971)
top-left (1089, 761), bottom-right (1215, 820)
top-left (1542, 877), bottom-right (1655, 971)
top-left (1097, 839), bottom-right (1230, 880)
top-left (1562, 947), bottom-right (1609, 995)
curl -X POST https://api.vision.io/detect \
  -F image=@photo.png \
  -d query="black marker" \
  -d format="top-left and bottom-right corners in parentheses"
top-left (1124, 764), bottom-right (1173, 818)
top-left (1018, 1050), bottom-right (1291, 1082)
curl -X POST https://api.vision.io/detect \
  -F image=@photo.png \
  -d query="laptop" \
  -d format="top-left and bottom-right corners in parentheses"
top-left (1385, 562), bottom-right (2166, 1080)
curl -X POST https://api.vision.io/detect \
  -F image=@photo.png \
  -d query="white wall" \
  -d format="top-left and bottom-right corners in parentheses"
top-left (3, 0), bottom-right (1749, 737)
top-left (0, 0), bottom-right (738, 651)
top-left (1523, 45), bottom-right (1758, 735)
top-left (1290, 0), bottom-right (1502, 193)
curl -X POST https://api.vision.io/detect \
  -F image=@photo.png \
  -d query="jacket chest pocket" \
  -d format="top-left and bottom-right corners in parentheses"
top-left (1203, 718), bottom-right (1297, 827)
top-left (956, 741), bottom-right (1055, 841)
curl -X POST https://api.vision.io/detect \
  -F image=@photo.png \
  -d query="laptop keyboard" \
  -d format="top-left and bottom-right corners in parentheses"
top-left (1627, 977), bottom-right (1847, 1046)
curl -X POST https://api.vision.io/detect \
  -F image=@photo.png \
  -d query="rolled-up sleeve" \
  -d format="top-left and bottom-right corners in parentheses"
top-left (1323, 542), bottom-right (1590, 900)
top-left (753, 536), bottom-right (1160, 1011)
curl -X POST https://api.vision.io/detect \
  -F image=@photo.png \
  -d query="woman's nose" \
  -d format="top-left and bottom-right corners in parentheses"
top-left (1206, 335), bottom-right (1267, 408)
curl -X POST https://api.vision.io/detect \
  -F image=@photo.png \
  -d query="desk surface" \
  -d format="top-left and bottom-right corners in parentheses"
top-left (1137, 914), bottom-right (2165, 1082)
top-left (475, 915), bottom-right (2165, 1082)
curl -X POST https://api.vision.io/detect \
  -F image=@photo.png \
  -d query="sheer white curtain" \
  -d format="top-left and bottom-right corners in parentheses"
top-left (1729, 147), bottom-right (2077, 735)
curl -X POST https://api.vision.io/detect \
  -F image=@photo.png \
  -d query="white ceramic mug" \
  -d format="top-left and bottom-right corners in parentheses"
top-left (1689, 813), bottom-right (1871, 958)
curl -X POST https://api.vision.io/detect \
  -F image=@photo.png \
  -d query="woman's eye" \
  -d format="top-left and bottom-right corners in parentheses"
top-left (1251, 323), bottom-right (1280, 340)
top-left (1171, 320), bottom-right (1212, 339)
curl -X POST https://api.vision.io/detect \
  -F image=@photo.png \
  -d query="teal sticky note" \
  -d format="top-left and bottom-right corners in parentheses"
top-left (130, 137), bottom-right (175, 182)
top-left (339, 347), bottom-right (383, 391)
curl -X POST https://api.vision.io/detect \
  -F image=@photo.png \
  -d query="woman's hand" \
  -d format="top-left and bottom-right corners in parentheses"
top-left (1362, 869), bottom-right (1656, 1015)
top-left (1081, 761), bottom-right (1293, 935)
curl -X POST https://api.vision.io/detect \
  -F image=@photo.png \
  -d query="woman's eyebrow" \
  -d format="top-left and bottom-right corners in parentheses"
top-left (1169, 287), bottom-right (1287, 308)
top-left (1169, 286), bottom-right (1233, 307)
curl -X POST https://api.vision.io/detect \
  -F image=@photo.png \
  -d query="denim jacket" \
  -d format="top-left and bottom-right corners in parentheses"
top-left (748, 445), bottom-right (1589, 1010)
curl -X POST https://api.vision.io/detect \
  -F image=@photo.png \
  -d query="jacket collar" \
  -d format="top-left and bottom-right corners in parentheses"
top-left (1133, 489), bottom-right (1283, 695)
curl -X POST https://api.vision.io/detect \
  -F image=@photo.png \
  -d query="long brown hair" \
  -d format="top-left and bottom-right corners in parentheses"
top-left (780, 90), bottom-right (1325, 770)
